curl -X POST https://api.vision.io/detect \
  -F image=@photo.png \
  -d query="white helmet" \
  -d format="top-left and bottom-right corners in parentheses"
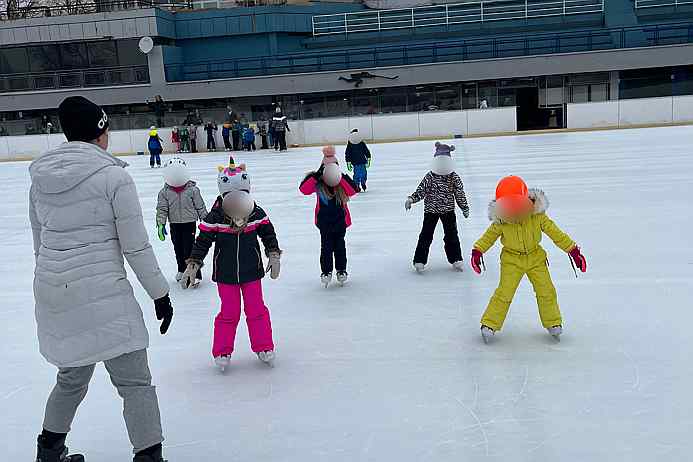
top-left (323, 163), bottom-right (342, 187)
top-left (348, 129), bottom-right (363, 145)
top-left (163, 157), bottom-right (190, 187)
top-left (222, 190), bottom-right (255, 221)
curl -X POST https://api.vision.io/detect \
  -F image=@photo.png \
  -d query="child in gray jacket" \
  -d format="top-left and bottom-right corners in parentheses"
top-left (156, 157), bottom-right (209, 285)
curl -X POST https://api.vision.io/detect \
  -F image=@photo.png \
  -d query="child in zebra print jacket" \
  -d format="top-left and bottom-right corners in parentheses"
top-left (405, 142), bottom-right (470, 272)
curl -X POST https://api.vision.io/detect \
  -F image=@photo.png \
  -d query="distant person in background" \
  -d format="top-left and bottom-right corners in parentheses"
top-left (222, 122), bottom-right (232, 151)
top-left (179, 125), bottom-right (190, 153)
top-left (232, 118), bottom-right (243, 151)
top-left (243, 124), bottom-right (256, 151)
top-left (479, 98), bottom-right (489, 109)
top-left (189, 123), bottom-right (198, 153)
top-left (148, 126), bottom-right (164, 168)
top-left (272, 107), bottom-right (290, 152)
top-left (258, 119), bottom-right (269, 149)
top-left (205, 121), bottom-right (218, 151)
top-left (149, 95), bottom-right (167, 128)
top-left (171, 127), bottom-right (181, 153)
top-left (30, 95), bottom-right (172, 462)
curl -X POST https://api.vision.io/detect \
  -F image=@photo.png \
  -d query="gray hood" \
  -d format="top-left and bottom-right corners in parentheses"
top-left (30, 141), bottom-right (128, 194)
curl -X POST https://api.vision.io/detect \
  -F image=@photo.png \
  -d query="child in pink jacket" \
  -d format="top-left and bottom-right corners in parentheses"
top-left (299, 146), bottom-right (359, 287)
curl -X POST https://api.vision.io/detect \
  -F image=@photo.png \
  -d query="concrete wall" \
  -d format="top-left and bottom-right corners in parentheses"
top-left (567, 95), bottom-right (693, 129)
top-left (0, 107), bottom-right (516, 160)
top-left (0, 8), bottom-right (163, 46)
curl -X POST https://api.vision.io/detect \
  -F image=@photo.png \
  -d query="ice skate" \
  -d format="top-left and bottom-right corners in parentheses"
top-left (336, 271), bottom-right (348, 286)
top-left (547, 325), bottom-right (562, 341)
top-left (36, 434), bottom-right (85, 462)
top-left (257, 350), bottom-right (275, 367)
top-left (132, 444), bottom-right (165, 462)
top-left (192, 278), bottom-right (202, 289)
top-left (214, 354), bottom-right (231, 372)
top-left (452, 261), bottom-right (465, 272)
top-left (321, 272), bottom-right (333, 288)
top-left (175, 272), bottom-right (183, 282)
top-left (481, 325), bottom-right (495, 344)
top-left (361, 183), bottom-right (367, 192)
top-left (414, 263), bottom-right (426, 273)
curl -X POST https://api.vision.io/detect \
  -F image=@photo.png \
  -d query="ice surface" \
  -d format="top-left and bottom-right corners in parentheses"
top-left (2, 126), bottom-right (693, 461)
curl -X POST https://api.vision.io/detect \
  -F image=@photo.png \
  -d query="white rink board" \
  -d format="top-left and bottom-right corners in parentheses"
top-left (3, 127), bottom-right (693, 461)
top-left (567, 101), bottom-right (620, 128)
top-left (618, 96), bottom-right (673, 126)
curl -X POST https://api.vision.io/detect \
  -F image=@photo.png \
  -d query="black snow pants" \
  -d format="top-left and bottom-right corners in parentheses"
top-left (319, 226), bottom-right (347, 275)
top-left (413, 211), bottom-right (462, 265)
top-left (170, 222), bottom-right (202, 278)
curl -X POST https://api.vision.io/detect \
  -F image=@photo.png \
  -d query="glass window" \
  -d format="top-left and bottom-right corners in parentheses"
top-left (461, 84), bottom-right (477, 109)
top-left (434, 84), bottom-right (461, 111)
top-left (571, 85), bottom-right (589, 103)
top-left (352, 89), bottom-right (379, 116)
top-left (590, 83), bottom-right (609, 102)
top-left (117, 39), bottom-right (147, 67)
top-left (88, 41), bottom-right (118, 68)
top-left (478, 82), bottom-right (498, 108)
top-left (498, 88), bottom-right (516, 107)
top-left (60, 43), bottom-right (89, 69)
top-left (28, 46), bottom-right (60, 72)
top-left (380, 87), bottom-right (407, 113)
top-left (0, 47), bottom-right (29, 75)
top-left (299, 94), bottom-right (325, 120)
top-left (324, 92), bottom-right (350, 118)
top-left (409, 86), bottom-right (435, 111)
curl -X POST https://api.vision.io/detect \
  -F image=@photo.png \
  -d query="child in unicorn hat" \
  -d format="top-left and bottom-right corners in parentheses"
top-left (180, 157), bottom-right (281, 370)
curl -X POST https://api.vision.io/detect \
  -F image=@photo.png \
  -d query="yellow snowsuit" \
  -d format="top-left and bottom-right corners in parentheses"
top-left (474, 190), bottom-right (576, 331)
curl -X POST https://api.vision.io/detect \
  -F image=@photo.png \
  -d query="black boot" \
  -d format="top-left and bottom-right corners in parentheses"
top-left (36, 434), bottom-right (84, 462)
top-left (133, 444), bottom-right (165, 462)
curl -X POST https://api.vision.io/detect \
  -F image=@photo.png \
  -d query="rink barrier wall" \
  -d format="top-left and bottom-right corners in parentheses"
top-left (567, 95), bottom-right (693, 129)
top-left (0, 107), bottom-right (517, 161)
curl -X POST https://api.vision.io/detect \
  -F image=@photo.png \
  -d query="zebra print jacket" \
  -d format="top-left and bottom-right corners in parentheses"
top-left (409, 171), bottom-right (470, 217)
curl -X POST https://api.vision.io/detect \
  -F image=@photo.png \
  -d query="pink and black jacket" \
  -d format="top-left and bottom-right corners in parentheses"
top-left (190, 203), bottom-right (280, 285)
top-left (299, 171), bottom-right (358, 230)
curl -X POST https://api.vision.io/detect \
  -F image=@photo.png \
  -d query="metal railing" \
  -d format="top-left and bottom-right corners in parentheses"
top-left (312, 0), bottom-right (604, 36)
top-left (0, 1), bottom-right (192, 21)
top-left (0, 66), bottom-right (150, 94)
top-left (635, 0), bottom-right (693, 8)
top-left (166, 22), bottom-right (693, 82)
top-left (191, 0), bottom-right (286, 8)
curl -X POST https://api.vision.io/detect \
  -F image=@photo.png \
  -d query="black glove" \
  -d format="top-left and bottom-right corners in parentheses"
top-left (154, 294), bottom-right (173, 335)
top-left (315, 164), bottom-right (325, 179)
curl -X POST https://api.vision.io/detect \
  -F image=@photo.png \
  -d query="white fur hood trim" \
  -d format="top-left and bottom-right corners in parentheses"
top-left (487, 188), bottom-right (549, 223)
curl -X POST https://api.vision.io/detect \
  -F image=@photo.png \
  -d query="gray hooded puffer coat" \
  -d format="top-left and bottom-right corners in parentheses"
top-left (29, 142), bottom-right (169, 368)
top-left (155, 181), bottom-right (208, 226)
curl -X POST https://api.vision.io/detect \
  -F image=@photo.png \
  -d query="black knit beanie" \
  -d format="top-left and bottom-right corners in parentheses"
top-left (58, 96), bottom-right (109, 142)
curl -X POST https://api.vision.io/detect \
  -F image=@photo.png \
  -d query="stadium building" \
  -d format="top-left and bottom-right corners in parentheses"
top-left (1, 0), bottom-right (693, 153)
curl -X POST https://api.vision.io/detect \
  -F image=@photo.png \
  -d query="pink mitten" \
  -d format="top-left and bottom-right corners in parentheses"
top-left (569, 246), bottom-right (587, 273)
top-left (471, 249), bottom-right (484, 274)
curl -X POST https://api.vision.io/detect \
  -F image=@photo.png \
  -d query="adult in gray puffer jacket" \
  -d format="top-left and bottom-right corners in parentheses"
top-left (29, 96), bottom-right (172, 462)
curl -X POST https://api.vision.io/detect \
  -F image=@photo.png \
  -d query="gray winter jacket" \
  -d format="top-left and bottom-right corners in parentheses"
top-left (29, 142), bottom-right (169, 368)
top-left (156, 181), bottom-right (208, 226)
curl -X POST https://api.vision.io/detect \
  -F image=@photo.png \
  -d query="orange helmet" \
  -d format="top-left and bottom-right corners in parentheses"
top-left (495, 176), bottom-right (531, 216)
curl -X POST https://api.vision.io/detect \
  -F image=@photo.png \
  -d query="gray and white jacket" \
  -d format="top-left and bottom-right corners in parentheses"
top-left (156, 181), bottom-right (208, 226)
top-left (410, 171), bottom-right (470, 216)
top-left (29, 142), bottom-right (169, 368)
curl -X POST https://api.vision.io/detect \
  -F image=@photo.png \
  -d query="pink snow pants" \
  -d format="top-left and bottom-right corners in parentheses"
top-left (213, 280), bottom-right (274, 358)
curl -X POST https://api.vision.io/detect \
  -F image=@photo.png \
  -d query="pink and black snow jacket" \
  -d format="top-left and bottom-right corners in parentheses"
top-left (299, 171), bottom-right (358, 230)
top-left (190, 202), bottom-right (279, 285)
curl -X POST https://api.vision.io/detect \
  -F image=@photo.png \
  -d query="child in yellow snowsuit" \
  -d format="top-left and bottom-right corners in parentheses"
top-left (471, 176), bottom-right (587, 342)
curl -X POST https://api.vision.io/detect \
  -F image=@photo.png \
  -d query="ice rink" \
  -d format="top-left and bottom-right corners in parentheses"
top-left (2, 126), bottom-right (693, 461)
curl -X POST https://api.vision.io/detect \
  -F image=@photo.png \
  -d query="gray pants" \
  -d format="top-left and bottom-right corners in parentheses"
top-left (43, 349), bottom-right (163, 453)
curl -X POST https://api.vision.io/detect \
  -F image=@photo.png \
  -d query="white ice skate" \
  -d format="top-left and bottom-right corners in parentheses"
top-left (452, 261), bottom-right (465, 272)
top-left (481, 326), bottom-right (495, 344)
top-left (175, 272), bottom-right (183, 282)
top-left (336, 271), bottom-right (348, 286)
top-left (192, 278), bottom-right (202, 289)
top-left (257, 350), bottom-right (275, 367)
top-left (321, 272), bottom-right (333, 288)
top-left (414, 263), bottom-right (426, 273)
top-left (214, 355), bottom-right (231, 372)
top-left (547, 325), bottom-right (562, 341)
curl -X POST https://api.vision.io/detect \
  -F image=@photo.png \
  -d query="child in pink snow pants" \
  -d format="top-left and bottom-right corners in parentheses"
top-left (180, 163), bottom-right (281, 368)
